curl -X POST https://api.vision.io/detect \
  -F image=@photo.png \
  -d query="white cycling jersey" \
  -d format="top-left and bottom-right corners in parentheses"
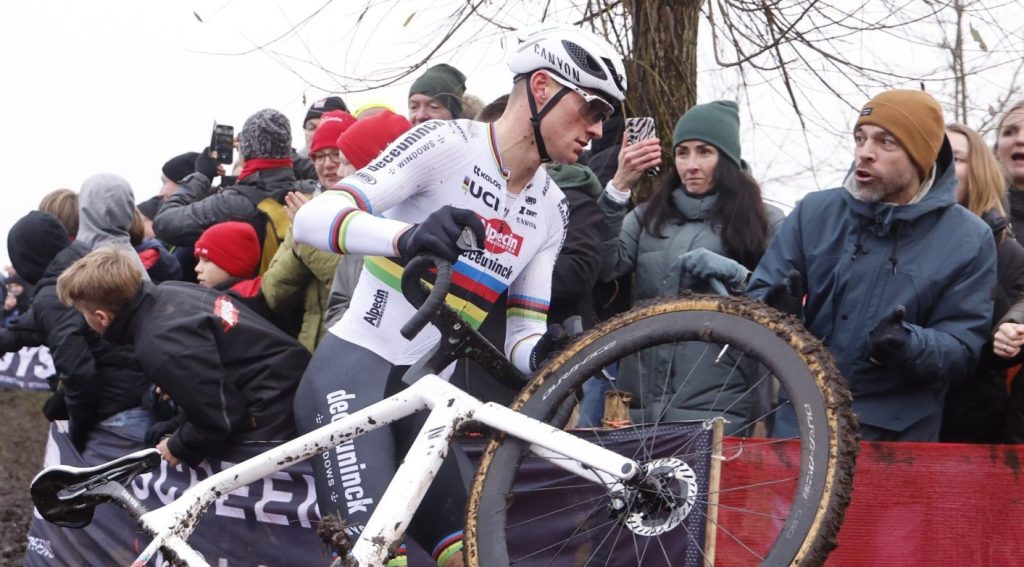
top-left (293, 119), bottom-right (569, 371)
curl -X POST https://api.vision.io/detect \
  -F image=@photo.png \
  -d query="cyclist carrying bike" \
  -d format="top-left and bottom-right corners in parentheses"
top-left (292, 23), bottom-right (627, 567)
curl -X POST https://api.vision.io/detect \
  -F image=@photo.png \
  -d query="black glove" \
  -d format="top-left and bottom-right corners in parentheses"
top-left (396, 206), bottom-right (485, 263)
top-left (0, 315), bottom-right (44, 353)
top-left (144, 418), bottom-right (180, 447)
top-left (529, 324), bottom-right (572, 371)
top-left (42, 389), bottom-right (69, 421)
top-left (194, 148), bottom-right (219, 180)
top-left (763, 270), bottom-right (805, 318)
top-left (868, 305), bottom-right (911, 365)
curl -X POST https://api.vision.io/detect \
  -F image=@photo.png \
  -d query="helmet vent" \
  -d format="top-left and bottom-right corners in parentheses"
top-left (561, 40), bottom-right (607, 80)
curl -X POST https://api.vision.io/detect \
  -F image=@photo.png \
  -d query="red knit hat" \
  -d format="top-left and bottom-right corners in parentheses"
top-left (337, 110), bottom-right (413, 170)
top-left (194, 221), bottom-right (261, 278)
top-left (309, 110), bottom-right (357, 155)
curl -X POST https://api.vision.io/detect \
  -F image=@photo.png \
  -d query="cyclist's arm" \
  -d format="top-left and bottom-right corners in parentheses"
top-left (506, 198), bottom-right (569, 373)
top-left (292, 188), bottom-right (411, 257)
top-left (293, 120), bottom-right (464, 256)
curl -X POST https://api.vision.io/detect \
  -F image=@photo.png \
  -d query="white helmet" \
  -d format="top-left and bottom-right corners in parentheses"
top-left (508, 23), bottom-right (627, 103)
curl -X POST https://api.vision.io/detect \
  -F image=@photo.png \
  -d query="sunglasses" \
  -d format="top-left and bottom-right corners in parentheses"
top-left (545, 72), bottom-right (615, 125)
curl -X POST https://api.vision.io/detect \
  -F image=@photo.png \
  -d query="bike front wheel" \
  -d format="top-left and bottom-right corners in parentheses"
top-left (465, 294), bottom-right (858, 566)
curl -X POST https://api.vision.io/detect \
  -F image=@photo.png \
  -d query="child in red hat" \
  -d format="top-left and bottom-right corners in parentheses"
top-left (195, 222), bottom-right (295, 332)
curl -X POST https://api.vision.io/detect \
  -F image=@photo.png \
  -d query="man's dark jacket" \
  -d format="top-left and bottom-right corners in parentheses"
top-left (103, 281), bottom-right (309, 466)
top-left (152, 168), bottom-right (316, 247)
top-left (747, 139), bottom-right (997, 440)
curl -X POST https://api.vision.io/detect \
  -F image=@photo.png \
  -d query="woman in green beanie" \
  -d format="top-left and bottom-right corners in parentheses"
top-left (597, 100), bottom-right (785, 432)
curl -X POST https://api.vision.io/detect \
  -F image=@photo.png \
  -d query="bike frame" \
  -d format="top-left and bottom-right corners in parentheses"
top-left (131, 373), bottom-right (641, 566)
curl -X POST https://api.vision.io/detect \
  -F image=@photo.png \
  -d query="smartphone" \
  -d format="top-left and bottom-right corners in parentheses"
top-left (624, 116), bottom-right (660, 177)
top-left (210, 122), bottom-right (235, 165)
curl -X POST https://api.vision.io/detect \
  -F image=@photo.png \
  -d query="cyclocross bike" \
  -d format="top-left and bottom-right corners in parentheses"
top-left (31, 254), bottom-right (858, 566)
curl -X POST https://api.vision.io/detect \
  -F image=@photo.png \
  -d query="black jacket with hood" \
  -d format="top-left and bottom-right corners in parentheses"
top-left (103, 281), bottom-right (308, 467)
top-left (152, 168), bottom-right (317, 247)
top-left (3, 211), bottom-right (150, 448)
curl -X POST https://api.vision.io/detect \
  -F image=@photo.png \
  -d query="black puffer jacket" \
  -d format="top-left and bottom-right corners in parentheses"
top-left (152, 168), bottom-right (316, 247)
top-left (103, 281), bottom-right (309, 467)
top-left (943, 210), bottom-right (1024, 442)
top-left (4, 212), bottom-right (150, 447)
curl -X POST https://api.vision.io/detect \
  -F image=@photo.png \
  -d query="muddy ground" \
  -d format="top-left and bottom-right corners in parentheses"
top-left (0, 389), bottom-right (50, 566)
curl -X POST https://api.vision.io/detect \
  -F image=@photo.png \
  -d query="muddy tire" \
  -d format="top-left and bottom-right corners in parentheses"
top-left (465, 294), bottom-right (858, 566)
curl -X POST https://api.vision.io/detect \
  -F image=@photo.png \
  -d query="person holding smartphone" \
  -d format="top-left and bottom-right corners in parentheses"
top-left (598, 100), bottom-right (785, 432)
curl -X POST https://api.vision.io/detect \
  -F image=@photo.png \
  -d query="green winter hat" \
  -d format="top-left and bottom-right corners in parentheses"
top-left (546, 163), bottom-right (603, 199)
top-left (671, 100), bottom-right (742, 168)
top-left (409, 63), bottom-right (467, 118)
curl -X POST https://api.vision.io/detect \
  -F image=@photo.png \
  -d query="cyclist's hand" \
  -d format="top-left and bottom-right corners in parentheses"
top-left (763, 269), bottom-right (805, 318)
top-left (529, 324), bottom-right (572, 371)
top-left (679, 248), bottom-right (749, 289)
top-left (397, 205), bottom-right (485, 262)
top-left (868, 305), bottom-right (910, 366)
top-left (156, 437), bottom-right (181, 466)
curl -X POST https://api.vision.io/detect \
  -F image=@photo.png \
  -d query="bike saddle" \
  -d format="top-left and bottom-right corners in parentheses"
top-left (30, 448), bottom-right (162, 528)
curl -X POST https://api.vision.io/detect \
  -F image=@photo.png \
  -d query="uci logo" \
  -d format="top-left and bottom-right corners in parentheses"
top-left (463, 177), bottom-right (500, 211)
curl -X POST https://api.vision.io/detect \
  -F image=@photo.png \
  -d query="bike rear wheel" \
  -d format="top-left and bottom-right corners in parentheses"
top-left (465, 294), bottom-right (858, 566)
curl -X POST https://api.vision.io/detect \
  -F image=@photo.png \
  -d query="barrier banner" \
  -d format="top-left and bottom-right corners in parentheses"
top-left (25, 422), bottom-right (331, 566)
top-left (714, 437), bottom-right (1024, 566)
top-left (25, 421), bottom-right (711, 566)
top-left (0, 346), bottom-right (55, 391)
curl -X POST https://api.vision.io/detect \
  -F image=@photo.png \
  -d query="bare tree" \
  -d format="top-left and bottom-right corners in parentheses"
top-left (927, 0), bottom-right (1024, 132)
top-left (196, 0), bottom-right (1024, 197)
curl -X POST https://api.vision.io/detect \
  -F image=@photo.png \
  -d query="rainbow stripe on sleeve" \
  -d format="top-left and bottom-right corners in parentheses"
top-left (324, 186), bottom-right (374, 254)
top-left (507, 294), bottom-right (549, 322)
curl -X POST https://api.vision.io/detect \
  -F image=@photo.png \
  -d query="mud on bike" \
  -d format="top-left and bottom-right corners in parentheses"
top-left (31, 254), bottom-right (858, 566)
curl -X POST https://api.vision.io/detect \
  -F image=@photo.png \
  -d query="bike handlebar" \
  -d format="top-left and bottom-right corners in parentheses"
top-left (399, 254), bottom-right (453, 340)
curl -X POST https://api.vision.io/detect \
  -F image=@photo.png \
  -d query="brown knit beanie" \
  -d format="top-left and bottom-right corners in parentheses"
top-left (855, 90), bottom-right (945, 180)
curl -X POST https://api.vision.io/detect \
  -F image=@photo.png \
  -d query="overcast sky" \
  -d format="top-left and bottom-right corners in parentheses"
top-left (1, 1), bottom-right (1017, 268)
top-left (0, 1), bottom-right (519, 268)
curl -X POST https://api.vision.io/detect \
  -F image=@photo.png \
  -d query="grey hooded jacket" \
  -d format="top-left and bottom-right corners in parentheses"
top-left (78, 173), bottom-right (150, 280)
top-left (599, 187), bottom-right (784, 430)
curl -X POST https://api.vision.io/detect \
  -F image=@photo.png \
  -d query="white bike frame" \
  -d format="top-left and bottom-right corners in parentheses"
top-left (132, 373), bottom-right (641, 566)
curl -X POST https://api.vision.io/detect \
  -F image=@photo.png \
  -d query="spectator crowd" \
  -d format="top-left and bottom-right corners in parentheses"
top-left (5, 21), bottom-right (1024, 567)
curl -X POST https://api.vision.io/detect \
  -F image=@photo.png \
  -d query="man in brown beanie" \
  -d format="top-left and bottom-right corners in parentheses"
top-left (748, 89), bottom-right (997, 442)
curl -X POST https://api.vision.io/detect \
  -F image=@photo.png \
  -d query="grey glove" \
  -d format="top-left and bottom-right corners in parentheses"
top-left (679, 248), bottom-right (749, 289)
